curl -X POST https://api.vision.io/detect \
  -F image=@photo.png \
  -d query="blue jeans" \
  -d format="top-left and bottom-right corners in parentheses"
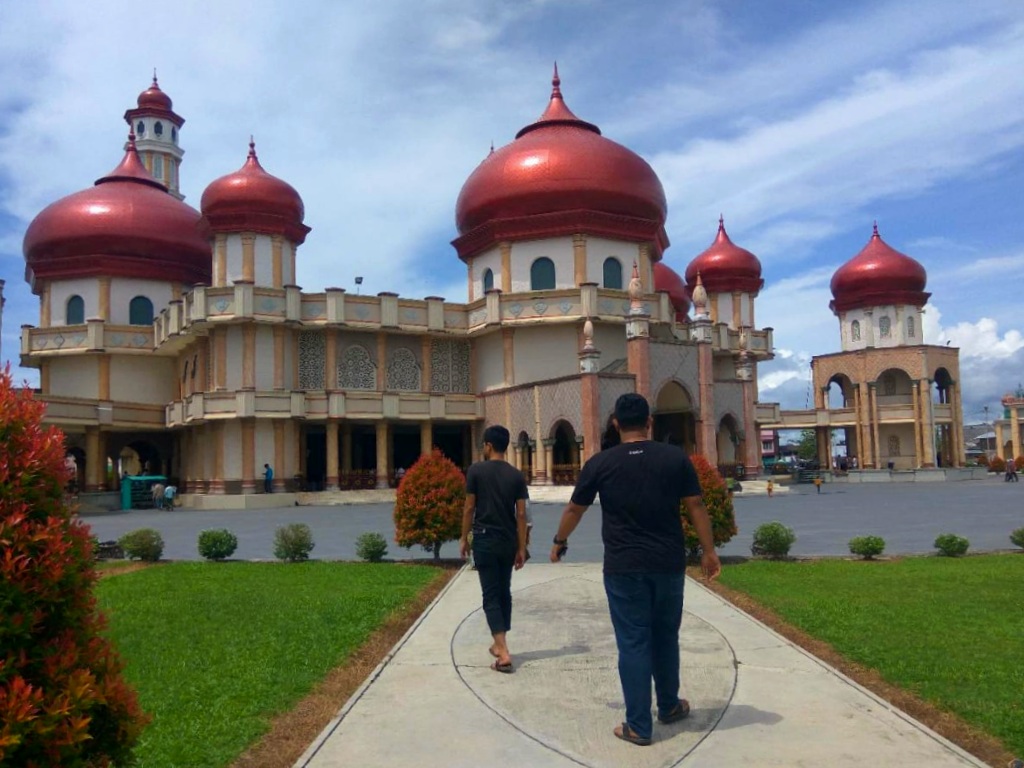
top-left (604, 572), bottom-right (685, 739)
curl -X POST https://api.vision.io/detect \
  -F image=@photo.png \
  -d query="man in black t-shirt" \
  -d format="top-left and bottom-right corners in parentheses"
top-left (551, 393), bottom-right (721, 746)
top-left (460, 425), bottom-right (529, 673)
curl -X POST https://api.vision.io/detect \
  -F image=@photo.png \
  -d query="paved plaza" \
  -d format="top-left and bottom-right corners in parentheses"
top-left (295, 563), bottom-right (987, 768)
top-left (82, 479), bottom-right (1024, 562)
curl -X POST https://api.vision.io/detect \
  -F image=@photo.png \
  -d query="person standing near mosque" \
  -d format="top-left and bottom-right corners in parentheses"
top-left (460, 425), bottom-right (529, 673)
top-left (550, 393), bottom-right (721, 746)
top-left (263, 463), bottom-right (274, 493)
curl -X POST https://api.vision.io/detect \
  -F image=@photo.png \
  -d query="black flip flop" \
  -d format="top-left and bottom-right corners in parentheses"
top-left (491, 660), bottom-right (514, 674)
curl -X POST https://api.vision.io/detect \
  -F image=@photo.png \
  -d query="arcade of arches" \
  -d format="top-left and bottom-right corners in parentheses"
top-left (804, 362), bottom-right (966, 470)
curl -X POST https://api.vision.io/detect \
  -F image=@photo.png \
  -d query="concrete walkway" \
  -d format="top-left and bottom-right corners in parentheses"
top-left (295, 563), bottom-right (985, 768)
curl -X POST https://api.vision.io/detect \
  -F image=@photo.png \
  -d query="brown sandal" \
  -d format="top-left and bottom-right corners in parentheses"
top-left (614, 723), bottom-right (651, 746)
top-left (658, 699), bottom-right (691, 724)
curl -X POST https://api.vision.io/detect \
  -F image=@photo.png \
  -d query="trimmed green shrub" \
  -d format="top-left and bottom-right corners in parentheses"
top-left (274, 523), bottom-right (314, 562)
top-left (848, 535), bottom-right (886, 560)
top-left (934, 533), bottom-right (969, 557)
top-left (355, 532), bottom-right (389, 563)
top-left (197, 528), bottom-right (238, 561)
top-left (680, 455), bottom-right (738, 558)
top-left (751, 521), bottom-right (796, 559)
top-left (118, 528), bottom-right (164, 562)
top-left (1009, 527), bottom-right (1024, 550)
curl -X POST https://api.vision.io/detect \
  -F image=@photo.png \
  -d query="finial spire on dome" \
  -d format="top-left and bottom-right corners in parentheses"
top-left (248, 136), bottom-right (257, 159)
top-left (152, 68), bottom-right (158, 86)
top-left (719, 213), bottom-right (725, 231)
top-left (552, 62), bottom-right (562, 99)
top-left (872, 220), bottom-right (879, 238)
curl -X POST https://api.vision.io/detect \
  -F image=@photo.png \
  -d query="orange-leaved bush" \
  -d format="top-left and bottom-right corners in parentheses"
top-left (990, 456), bottom-right (1007, 473)
top-left (393, 449), bottom-right (464, 560)
top-left (680, 454), bottom-right (738, 558)
top-left (0, 368), bottom-right (145, 766)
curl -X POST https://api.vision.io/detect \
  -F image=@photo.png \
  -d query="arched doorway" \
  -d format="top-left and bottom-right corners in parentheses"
top-left (653, 381), bottom-right (696, 454)
top-left (65, 448), bottom-right (85, 493)
top-left (120, 441), bottom-right (162, 477)
top-left (717, 414), bottom-right (739, 469)
top-left (827, 373), bottom-right (857, 470)
top-left (517, 431), bottom-right (534, 484)
top-left (550, 420), bottom-right (580, 485)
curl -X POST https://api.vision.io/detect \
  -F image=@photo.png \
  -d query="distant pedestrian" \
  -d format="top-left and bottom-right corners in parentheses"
top-left (263, 463), bottom-right (274, 493)
top-left (814, 476), bottom-right (822, 494)
top-left (460, 425), bottom-right (528, 674)
top-left (766, 480), bottom-right (774, 497)
top-left (551, 393), bottom-right (721, 746)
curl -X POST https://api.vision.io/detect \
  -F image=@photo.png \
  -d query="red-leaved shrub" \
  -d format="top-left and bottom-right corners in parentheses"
top-left (0, 368), bottom-right (144, 765)
top-left (680, 454), bottom-right (738, 558)
top-left (393, 449), bottom-right (464, 560)
top-left (990, 456), bottom-right (1007, 473)
top-left (1015, 456), bottom-right (1024, 471)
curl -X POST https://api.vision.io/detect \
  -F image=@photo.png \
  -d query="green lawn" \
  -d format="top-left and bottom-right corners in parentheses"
top-left (96, 561), bottom-right (440, 768)
top-left (718, 555), bottom-right (1024, 756)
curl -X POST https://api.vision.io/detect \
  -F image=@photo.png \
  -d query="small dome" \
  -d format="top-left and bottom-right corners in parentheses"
top-left (685, 216), bottom-right (763, 295)
top-left (23, 134), bottom-right (211, 292)
top-left (830, 224), bottom-right (929, 313)
top-left (137, 75), bottom-right (172, 111)
top-left (200, 140), bottom-right (310, 244)
top-left (653, 261), bottom-right (690, 321)
top-left (453, 66), bottom-right (668, 259)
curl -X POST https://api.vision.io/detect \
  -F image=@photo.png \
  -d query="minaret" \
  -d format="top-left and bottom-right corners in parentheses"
top-left (625, 262), bottom-right (652, 399)
top-left (124, 72), bottom-right (186, 199)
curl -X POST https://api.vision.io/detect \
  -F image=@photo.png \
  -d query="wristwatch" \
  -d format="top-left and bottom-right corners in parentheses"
top-left (553, 535), bottom-right (568, 546)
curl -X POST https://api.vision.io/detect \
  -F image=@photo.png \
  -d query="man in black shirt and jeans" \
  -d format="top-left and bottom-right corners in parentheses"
top-left (460, 425), bottom-right (529, 673)
top-left (551, 393), bottom-right (721, 745)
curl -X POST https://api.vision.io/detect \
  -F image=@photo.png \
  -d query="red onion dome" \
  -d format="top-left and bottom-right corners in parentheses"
top-left (23, 134), bottom-right (211, 292)
top-left (685, 216), bottom-right (763, 295)
top-left (453, 66), bottom-right (668, 260)
top-left (200, 140), bottom-right (310, 244)
top-left (124, 74), bottom-right (183, 126)
top-left (830, 224), bottom-right (929, 314)
top-left (653, 261), bottom-right (691, 321)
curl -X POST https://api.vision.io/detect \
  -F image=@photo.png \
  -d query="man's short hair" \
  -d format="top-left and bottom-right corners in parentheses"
top-left (483, 424), bottom-right (511, 453)
top-left (614, 393), bottom-right (650, 430)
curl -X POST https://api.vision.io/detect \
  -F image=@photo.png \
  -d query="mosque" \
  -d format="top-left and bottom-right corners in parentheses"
top-left (18, 69), bottom-right (966, 499)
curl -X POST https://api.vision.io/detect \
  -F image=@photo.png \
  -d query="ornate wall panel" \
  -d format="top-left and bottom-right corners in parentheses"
top-left (649, 341), bottom-right (699, 406)
top-left (298, 330), bottom-right (325, 390)
top-left (599, 376), bottom-right (636, 423)
top-left (386, 347), bottom-right (421, 391)
top-left (339, 345), bottom-right (377, 390)
top-left (715, 382), bottom-right (745, 426)
top-left (430, 339), bottom-right (472, 393)
top-left (539, 378), bottom-right (583, 437)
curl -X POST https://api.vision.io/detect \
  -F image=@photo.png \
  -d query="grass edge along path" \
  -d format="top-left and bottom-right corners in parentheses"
top-left (96, 561), bottom-right (454, 768)
top-left (697, 555), bottom-right (1021, 768)
top-left (231, 563), bottom-right (457, 768)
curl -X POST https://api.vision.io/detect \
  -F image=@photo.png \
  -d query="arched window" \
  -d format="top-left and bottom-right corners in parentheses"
top-left (66, 295), bottom-right (85, 325)
top-left (154, 121), bottom-right (163, 137)
top-left (482, 268), bottom-right (494, 293)
top-left (907, 316), bottom-right (915, 338)
top-left (136, 120), bottom-right (145, 136)
top-left (888, 435), bottom-right (901, 456)
top-left (153, 155), bottom-right (164, 180)
top-left (850, 320), bottom-right (861, 341)
top-left (879, 316), bottom-right (891, 338)
top-left (171, 126), bottom-right (177, 144)
top-left (129, 296), bottom-right (154, 326)
top-left (530, 257), bottom-right (556, 290)
top-left (603, 257), bottom-right (623, 289)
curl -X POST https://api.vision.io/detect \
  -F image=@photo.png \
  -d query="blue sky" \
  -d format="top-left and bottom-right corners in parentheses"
top-left (2, 0), bottom-right (1023, 422)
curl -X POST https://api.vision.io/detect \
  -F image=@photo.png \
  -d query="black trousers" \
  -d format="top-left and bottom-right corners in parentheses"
top-left (474, 538), bottom-right (516, 634)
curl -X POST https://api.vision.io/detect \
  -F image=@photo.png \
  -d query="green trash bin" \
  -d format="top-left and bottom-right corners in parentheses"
top-left (120, 475), bottom-right (168, 510)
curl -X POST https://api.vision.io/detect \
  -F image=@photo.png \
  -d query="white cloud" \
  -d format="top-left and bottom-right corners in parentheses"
top-left (923, 304), bottom-right (1024, 360)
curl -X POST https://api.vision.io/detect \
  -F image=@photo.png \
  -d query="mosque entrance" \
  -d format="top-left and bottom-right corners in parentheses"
top-left (304, 426), bottom-right (327, 490)
top-left (433, 424), bottom-right (471, 472)
top-left (391, 425), bottom-right (421, 485)
top-left (550, 420), bottom-right (580, 485)
top-left (653, 382), bottom-right (696, 454)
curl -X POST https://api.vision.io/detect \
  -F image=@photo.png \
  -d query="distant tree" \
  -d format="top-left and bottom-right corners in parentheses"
top-left (796, 429), bottom-right (817, 461)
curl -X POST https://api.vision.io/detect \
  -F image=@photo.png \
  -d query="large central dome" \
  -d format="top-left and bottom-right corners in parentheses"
top-left (453, 67), bottom-right (668, 260)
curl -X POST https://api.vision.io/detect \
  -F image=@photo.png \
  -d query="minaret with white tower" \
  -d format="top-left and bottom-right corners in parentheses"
top-left (124, 73), bottom-right (186, 199)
